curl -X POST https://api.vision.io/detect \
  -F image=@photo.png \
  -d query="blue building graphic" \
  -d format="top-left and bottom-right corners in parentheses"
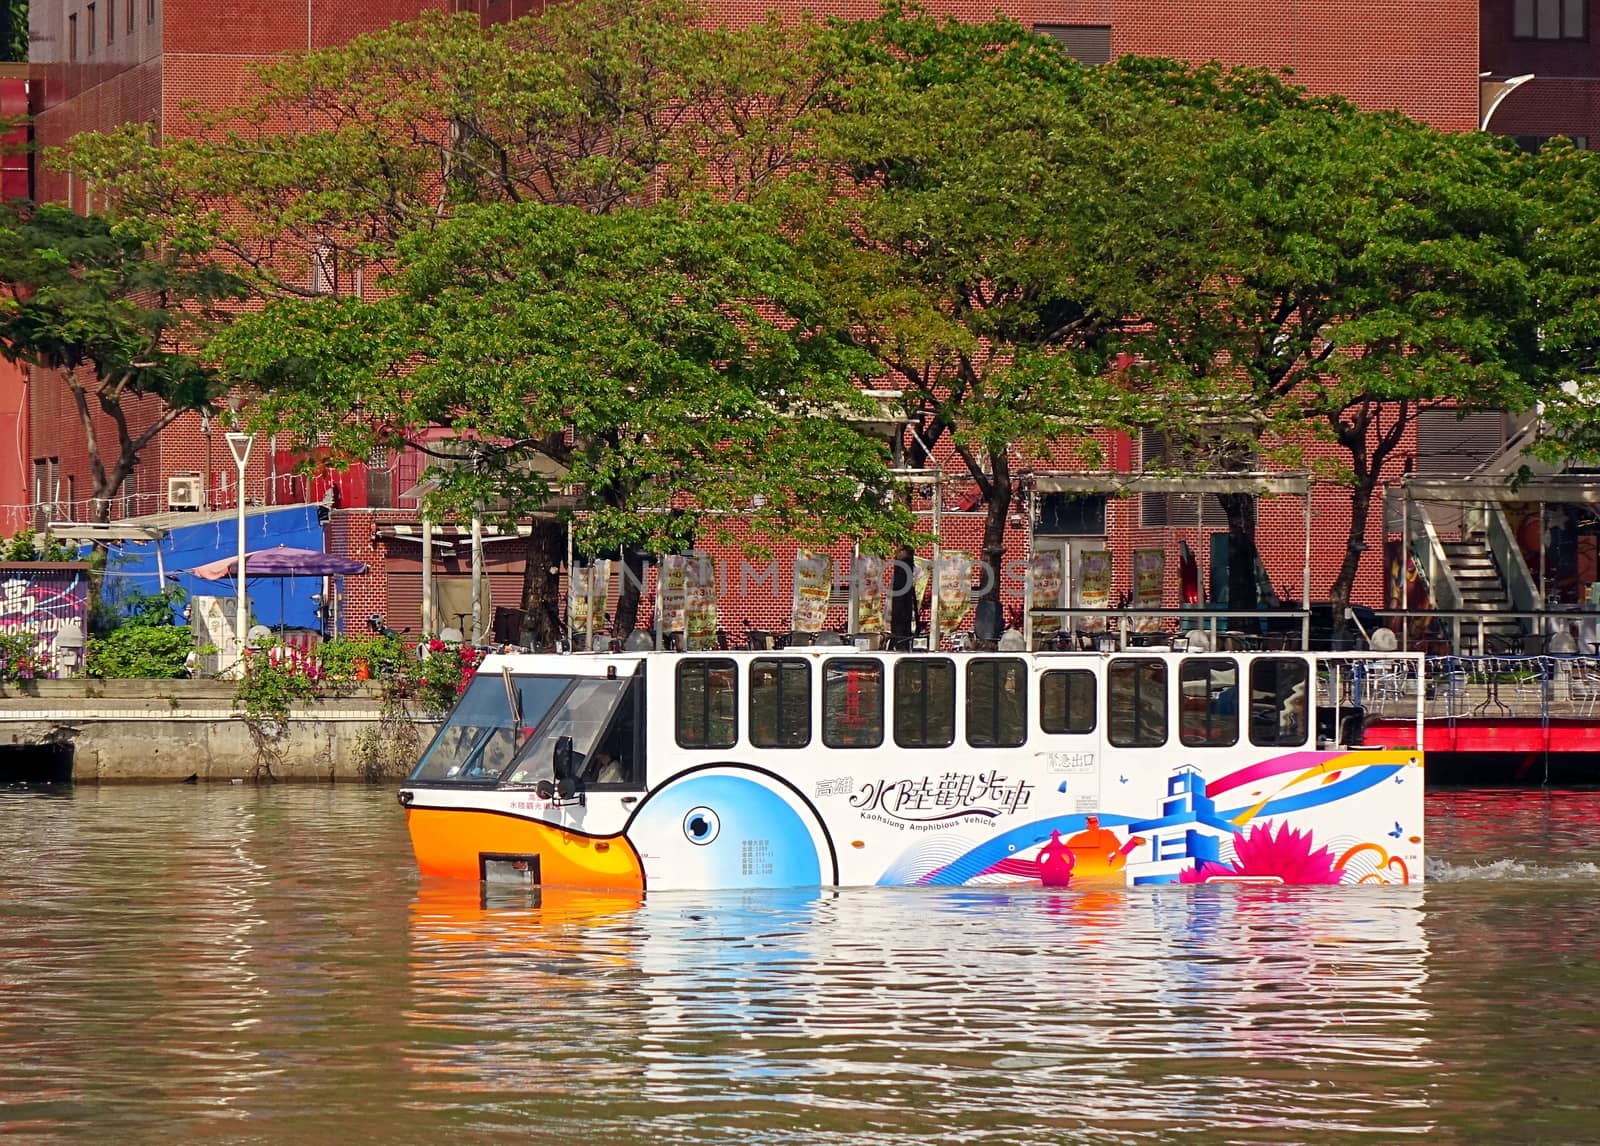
top-left (1125, 765), bottom-right (1238, 885)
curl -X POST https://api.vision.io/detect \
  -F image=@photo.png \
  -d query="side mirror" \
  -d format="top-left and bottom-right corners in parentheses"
top-left (553, 735), bottom-right (579, 798)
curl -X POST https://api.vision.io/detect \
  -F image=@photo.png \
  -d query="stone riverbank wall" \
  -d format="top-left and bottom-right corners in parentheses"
top-left (0, 680), bottom-right (440, 782)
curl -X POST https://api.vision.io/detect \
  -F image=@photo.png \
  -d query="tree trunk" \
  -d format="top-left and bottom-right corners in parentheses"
top-left (613, 548), bottom-right (647, 637)
top-left (516, 518), bottom-right (564, 650)
top-left (974, 448), bottom-right (1012, 641)
top-left (1216, 491), bottom-right (1258, 619)
top-left (1328, 478), bottom-right (1377, 620)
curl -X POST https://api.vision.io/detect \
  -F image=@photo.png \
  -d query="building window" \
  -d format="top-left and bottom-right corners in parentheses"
top-left (1034, 24), bottom-right (1112, 65)
top-left (68, 14), bottom-right (77, 61)
top-left (966, 658), bottom-right (1028, 748)
top-left (1512, 134), bottom-right (1589, 152)
top-left (893, 657), bottom-right (955, 748)
top-left (749, 657), bottom-right (810, 748)
top-left (1179, 657), bottom-right (1240, 748)
top-left (147, 0), bottom-right (155, 24)
top-left (87, 4), bottom-right (95, 52)
top-left (1108, 658), bottom-right (1168, 748)
top-left (1041, 669), bottom-right (1096, 734)
top-left (126, 0), bottom-right (133, 34)
top-left (822, 658), bottom-right (884, 748)
top-left (1035, 493), bottom-right (1106, 536)
top-left (1249, 658), bottom-right (1310, 747)
top-left (1514, 0), bottom-right (1585, 38)
top-left (1139, 430), bottom-right (1241, 527)
top-left (107, 0), bottom-right (114, 42)
top-left (675, 659), bottom-right (737, 749)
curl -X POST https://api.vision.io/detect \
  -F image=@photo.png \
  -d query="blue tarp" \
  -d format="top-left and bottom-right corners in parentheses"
top-left (94, 505), bottom-right (333, 630)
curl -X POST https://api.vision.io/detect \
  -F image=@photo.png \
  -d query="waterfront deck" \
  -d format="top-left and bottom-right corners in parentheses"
top-left (1346, 656), bottom-right (1600, 755)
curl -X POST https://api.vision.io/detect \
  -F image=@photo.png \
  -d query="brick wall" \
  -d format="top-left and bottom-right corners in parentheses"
top-left (1116, 0), bottom-right (1481, 131)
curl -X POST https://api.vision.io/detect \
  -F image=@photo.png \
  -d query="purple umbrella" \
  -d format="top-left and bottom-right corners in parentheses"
top-left (190, 546), bottom-right (368, 580)
top-left (189, 546), bottom-right (369, 636)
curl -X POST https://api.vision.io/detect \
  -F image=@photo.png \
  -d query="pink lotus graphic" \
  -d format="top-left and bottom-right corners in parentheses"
top-left (1180, 822), bottom-right (1344, 885)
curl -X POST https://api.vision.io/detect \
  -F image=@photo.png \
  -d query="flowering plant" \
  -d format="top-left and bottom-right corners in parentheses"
top-left (0, 631), bottom-right (50, 683)
top-left (414, 639), bottom-right (485, 714)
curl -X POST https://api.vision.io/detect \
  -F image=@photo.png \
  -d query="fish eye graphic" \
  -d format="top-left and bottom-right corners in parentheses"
top-left (683, 806), bottom-right (721, 846)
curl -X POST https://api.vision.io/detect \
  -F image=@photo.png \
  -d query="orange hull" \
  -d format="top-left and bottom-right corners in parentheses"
top-left (405, 807), bottom-right (646, 889)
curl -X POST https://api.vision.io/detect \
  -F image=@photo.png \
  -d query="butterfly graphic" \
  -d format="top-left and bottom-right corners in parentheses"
top-left (1388, 822), bottom-right (1404, 839)
top-left (1118, 774), bottom-right (1129, 785)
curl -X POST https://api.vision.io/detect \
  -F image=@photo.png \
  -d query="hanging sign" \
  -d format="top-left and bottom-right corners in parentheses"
top-left (684, 551), bottom-right (717, 650)
top-left (852, 554), bottom-right (887, 634)
top-left (1075, 549), bottom-right (1113, 630)
top-left (659, 554), bottom-right (689, 634)
top-left (1028, 552), bottom-right (1064, 638)
top-left (1132, 548), bottom-right (1166, 631)
top-left (793, 549), bottom-right (831, 633)
top-left (936, 550), bottom-right (973, 634)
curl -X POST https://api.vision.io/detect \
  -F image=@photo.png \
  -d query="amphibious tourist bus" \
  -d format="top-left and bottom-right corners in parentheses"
top-left (399, 647), bottom-right (1424, 890)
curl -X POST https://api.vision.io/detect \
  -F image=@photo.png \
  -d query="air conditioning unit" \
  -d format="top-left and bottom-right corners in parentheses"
top-left (167, 474), bottom-right (203, 511)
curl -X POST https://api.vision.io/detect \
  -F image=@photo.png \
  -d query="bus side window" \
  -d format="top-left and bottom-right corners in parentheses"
top-left (1041, 669), bottom-right (1096, 734)
top-left (822, 658), bottom-right (884, 748)
top-left (894, 657), bottom-right (955, 748)
top-left (967, 658), bottom-right (1027, 748)
top-left (749, 658), bottom-right (811, 748)
top-left (1108, 658), bottom-right (1167, 748)
top-left (1249, 657), bottom-right (1310, 747)
top-left (676, 659), bottom-right (738, 749)
top-left (1179, 657), bottom-right (1239, 748)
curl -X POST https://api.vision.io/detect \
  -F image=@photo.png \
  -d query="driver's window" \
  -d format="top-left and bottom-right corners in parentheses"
top-left (581, 681), bottom-right (643, 789)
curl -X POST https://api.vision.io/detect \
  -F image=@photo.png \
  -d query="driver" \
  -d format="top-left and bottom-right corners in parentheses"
top-left (584, 748), bottom-right (626, 785)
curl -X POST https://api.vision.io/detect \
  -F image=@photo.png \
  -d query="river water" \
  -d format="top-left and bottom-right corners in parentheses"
top-left (1, 784), bottom-right (1597, 1144)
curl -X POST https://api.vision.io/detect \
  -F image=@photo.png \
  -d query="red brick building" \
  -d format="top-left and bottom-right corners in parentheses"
top-left (18, 0), bottom-right (1546, 640)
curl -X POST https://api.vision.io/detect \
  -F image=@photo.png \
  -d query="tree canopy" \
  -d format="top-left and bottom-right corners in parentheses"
top-left (1108, 65), bottom-right (1541, 611)
top-left (0, 204), bottom-right (245, 521)
top-left (44, 0), bottom-right (1565, 640)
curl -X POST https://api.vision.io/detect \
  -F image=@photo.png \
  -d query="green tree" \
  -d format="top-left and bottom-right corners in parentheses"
top-left (1521, 140), bottom-right (1600, 464)
top-left (214, 199), bottom-right (909, 641)
top-left (0, 204), bottom-right (246, 522)
top-left (1111, 61), bottom-right (1541, 617)
top-left (1, 0), bottom-right (25, 63)
top-left (64, 0), bottom-right (842, 640)
top-left (798, 10), bottom-right (1222, 631)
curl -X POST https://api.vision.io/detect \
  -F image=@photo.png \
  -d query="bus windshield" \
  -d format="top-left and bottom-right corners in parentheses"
top-left (408, 674), bottom-right (577, 784)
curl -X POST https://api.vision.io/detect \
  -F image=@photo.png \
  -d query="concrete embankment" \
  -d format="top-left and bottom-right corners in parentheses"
top-left (0, 680), bottom-right (438, 783)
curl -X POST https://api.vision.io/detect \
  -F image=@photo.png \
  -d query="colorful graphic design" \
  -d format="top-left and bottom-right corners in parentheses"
top-left (626, 771), bottom-right (832, 890)
top-left (1178, 823), bottom-right (1341, 885)
top-left (881, 750), bottom-right (1419, 889)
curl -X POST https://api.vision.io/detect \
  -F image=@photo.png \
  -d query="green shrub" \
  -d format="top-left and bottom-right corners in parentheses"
top-left (317, 634), bottom-right (411, 686)
top-left (86, 625), bottom-right (195, 679)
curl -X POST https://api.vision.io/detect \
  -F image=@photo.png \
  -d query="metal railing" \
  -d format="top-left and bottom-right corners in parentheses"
top-left (1391, 608), bottom-right (1600, 656)
top-left (1025, 607), bottom-right (1310, 651)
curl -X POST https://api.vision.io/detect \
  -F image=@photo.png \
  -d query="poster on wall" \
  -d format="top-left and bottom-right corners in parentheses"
top-left (1132, 548), bottom-right (1166, 631)
top-left (1075, 549), bottom-right (1113, 631)
top-left (1027, 553), bottom-right (1064, 639)
top-left (793, 549), bottom-right (832, 633)
top-left (660, 554), bottom-right (689, 635)
top-left (936, 550), bottom-right (973, 634)
top-left (191, 594), bottom-right (240, 670)
top-left (684, 551), bottom-right (717, 650)
top-left (852, 554), bottom-right (887, 634)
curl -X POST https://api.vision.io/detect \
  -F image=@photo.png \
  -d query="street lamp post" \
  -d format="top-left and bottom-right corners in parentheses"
top-left (226, 432), bottom-right (254, 665)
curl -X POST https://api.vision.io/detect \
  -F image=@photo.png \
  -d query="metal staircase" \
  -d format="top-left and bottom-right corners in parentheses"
top-left (1440, 537), bottom-right (1524, 650)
